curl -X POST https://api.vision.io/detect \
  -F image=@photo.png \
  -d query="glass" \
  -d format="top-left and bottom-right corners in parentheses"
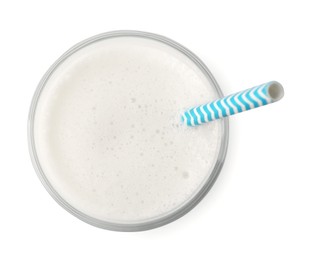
top-left (28, 31), bottom-right (229, 231)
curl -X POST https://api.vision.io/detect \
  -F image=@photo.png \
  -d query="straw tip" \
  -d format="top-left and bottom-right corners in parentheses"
top-left (268, 81), bottom-right (284, 102)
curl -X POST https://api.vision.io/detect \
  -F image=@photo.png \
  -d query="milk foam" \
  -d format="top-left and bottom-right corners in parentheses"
top-left (34, 36), bottom-right (222, 223)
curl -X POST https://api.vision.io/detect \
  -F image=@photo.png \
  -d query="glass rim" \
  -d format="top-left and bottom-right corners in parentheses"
top-left (28, 30), bottom-right (229, 231)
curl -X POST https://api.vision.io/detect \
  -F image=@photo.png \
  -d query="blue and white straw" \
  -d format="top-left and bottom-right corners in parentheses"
top-left (181, 81), bottom-right (284, 126)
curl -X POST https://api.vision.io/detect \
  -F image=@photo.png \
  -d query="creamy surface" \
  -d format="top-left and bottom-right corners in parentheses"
top-left (34, 36), bottom-right (222, 224)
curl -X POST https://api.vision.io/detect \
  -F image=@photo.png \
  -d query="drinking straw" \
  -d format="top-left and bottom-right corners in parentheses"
top-left (181, 81), bottom-right (284, 126)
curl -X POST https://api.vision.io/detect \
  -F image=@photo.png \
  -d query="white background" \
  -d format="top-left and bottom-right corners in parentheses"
top-left (1, 0), bottom-right (308, 259)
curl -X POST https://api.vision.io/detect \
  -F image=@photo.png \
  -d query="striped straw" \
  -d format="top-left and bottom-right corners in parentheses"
top-left (181, 81), bottom-right (284, 126)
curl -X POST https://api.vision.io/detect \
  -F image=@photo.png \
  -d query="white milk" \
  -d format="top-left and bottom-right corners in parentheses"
top-left (33, 36), bottom-right (222, 224)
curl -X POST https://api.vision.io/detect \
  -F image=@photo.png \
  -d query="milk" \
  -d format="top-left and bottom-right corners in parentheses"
top-left (33, 36), bottom-right (223, 224)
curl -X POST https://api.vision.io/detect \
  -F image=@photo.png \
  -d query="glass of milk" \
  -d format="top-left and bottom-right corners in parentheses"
top-left (28, 31), bottom-right (229, 231)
